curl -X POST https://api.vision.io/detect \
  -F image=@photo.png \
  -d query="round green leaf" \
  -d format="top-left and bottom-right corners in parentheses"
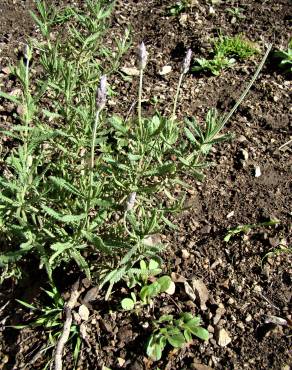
top-left (121, 298), bottom-right (135, 310)
top-left (157, 275), bottom-right (171, 292)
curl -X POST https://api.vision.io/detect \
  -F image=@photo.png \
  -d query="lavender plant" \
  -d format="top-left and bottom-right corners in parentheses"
top-left (0, 0), bottom-right (272, 300)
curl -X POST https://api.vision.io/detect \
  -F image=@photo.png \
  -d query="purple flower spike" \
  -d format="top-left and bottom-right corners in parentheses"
top-left (96, 75), bottom-right (107, 110)
top-left (138, 42), bottom-right (148, 70)
top-left (182, 49), bottom-right (192, 74)
top-left (126, 192), bottom-right (137, 211)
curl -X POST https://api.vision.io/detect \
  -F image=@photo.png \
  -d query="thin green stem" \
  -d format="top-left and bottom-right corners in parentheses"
top-left (218, 43), bottom-right (273, 132)
top-left (138, 69), bottom-right (143, 137)
top-left (84, 109), bottom-right (100, 228)
top-left (171, 73), bottom-right (184, 122)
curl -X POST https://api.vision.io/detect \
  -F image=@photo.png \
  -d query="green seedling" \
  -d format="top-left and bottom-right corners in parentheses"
top-left (226, 7), bottom-right (245, 23)
top-left (273, 39), bottom-right (292, 74)
top-left (193, 53), bottom-right (235, 76)
top-left (261, 244), bottom-right (292, 266)
top-left (146, 313), bottom-right (209, 361)
top-left (168, 1), bottom-right (190, 16)
top-left (125, 259), bottom-right (162, 288)
top-left (121, 275), bottom-right (173, 310)
top-left (224, 219), bottom-right (279, 242)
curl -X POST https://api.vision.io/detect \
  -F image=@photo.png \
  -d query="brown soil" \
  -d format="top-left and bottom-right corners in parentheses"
top-left (0, 1), bottom-right (291, 370)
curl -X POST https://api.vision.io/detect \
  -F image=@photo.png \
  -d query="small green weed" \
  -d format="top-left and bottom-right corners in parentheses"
top-left (226, 7), bottom-right (245, 23)
top-left (124, 258), bottom-right (162, 288)
top-left (273, 39), bottom-right (292, 75)
top-left (261, 244), bottom-right (291, 265)
top-left (214, 34), bottom-right (259, 59)
top-left (168, 1), bottom-right (189, 16)
top-left (121, 274), bottom-right (173, 310)
top-left (192, 34), bottom-right (259, 75)
top-left (147, 313), bottom-right (209, 361)
top-left (193, 53), bottom-right (235, 76)
top-left (224, 219), bottom-right (279, 242)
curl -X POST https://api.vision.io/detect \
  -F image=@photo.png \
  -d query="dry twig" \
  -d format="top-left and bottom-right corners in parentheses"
top-left (54, 280), bottom-right (83, 370)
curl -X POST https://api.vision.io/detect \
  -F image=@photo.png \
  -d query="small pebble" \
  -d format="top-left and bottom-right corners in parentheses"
top-left (245, 314), bottom-right (252, 322)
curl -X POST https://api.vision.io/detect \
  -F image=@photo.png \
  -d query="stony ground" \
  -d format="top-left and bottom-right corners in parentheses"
top-left (0, 0), bottom-right (291, 369)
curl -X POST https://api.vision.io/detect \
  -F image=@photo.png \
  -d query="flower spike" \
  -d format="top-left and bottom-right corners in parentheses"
top-left (138, 42), bottom-right (148, 70)
top-left (96, 75), bottom-right (107, 110)
top-left (182, 49), bottom-right (192, 74)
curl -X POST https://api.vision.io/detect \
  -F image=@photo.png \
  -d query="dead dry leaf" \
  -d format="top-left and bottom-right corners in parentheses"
top-left (184, 281), bottom-right (196, 301)
top-left (120, 66), bottom-right (140, 76)
top-left (192, 279), bottom-right (209, 310)
top-left (78, 304), bottom-right (90, 321)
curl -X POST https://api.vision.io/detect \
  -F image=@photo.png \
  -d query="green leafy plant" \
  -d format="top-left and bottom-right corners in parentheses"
top-left (193, 53), bottom-right (235, 76)
top-left (224, 219), bottom-right (279, 242)
top-left (261, 244), bottom-right (292, 266)
top-left (192, 34), bottom-right (259, 75)
top-left (124, 258), bottom-right (162, 288)
top-left (168, 1), bottom-right (189, 16)
top-left (226, 7), bottom-right (245, 23)
top-left (121, 273), bottom-right (173, 310)
top-left (273, 39), bottom-right (292, 74)
top-left (147, 313), bottom-right (209, 361)
top-left (214, 34), bottom-right (259, 59)
top-left (0, 0), bottom-right (272, 303)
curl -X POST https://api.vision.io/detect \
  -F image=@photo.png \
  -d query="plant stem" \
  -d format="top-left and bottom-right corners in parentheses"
top-left (218, 43), bottom-right (272, 131)
top-left (84, 109), bottom-right (100, 228)
top-left (138, 68), bottom-right (143, 137)
top-left (172, 72), bottom-right (184, 122)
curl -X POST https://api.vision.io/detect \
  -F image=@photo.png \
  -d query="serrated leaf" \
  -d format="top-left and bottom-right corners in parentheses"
top-left (49, 176), bottom-right (83, 197)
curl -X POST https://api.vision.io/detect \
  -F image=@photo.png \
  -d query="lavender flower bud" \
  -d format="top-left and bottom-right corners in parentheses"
top-left (24, 44), bottom-right (32, 61)
top-left (126, 192), bottom-right (136, 211)
top-left (96, 75), bottom-right (107, 110)
top-left (182, 49), bottom-right (192, 74)
top-left (137, 42), bottom-right (148, 70)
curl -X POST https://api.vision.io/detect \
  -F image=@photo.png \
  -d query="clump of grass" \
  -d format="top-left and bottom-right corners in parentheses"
top-left (192, 34), bottom-right (259, 75)
top-left (214, 34), bottom-right (259, 59)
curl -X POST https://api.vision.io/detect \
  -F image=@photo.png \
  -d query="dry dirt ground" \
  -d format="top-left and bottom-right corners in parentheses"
top-left (0, 0), bottom-right (291, 369)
